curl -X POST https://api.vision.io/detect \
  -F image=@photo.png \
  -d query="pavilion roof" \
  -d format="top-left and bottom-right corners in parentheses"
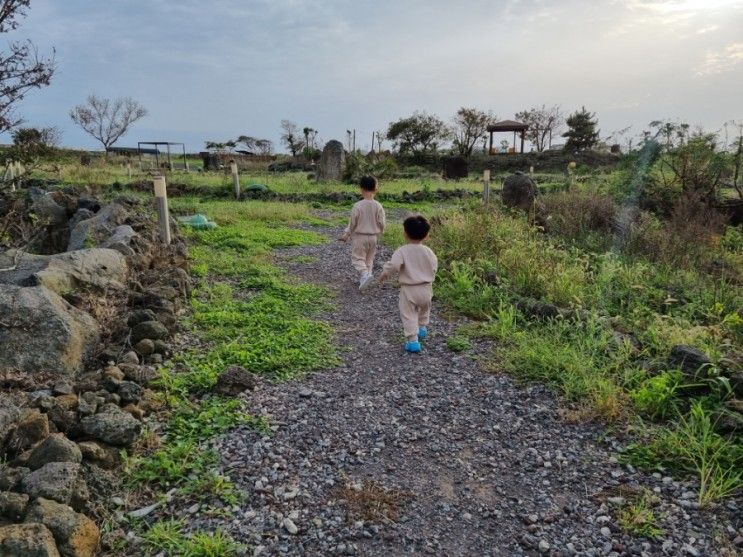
top-left (487, 120), bottom-right (528, 132)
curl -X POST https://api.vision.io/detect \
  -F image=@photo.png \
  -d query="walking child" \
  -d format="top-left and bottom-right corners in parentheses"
top-left (339, 175), bottom-right (386, 290)
top-left (378, 215), bottom-right (438, 353)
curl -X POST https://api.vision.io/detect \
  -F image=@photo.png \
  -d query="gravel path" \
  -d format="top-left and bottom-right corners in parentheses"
top-left (203, 225), bottom-right (740, 557)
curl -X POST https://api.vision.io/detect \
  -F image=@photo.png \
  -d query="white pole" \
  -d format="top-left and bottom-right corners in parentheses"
top-left (230, 160), bottom-right (240, 199)
top-left (153, 176), bottom-right (171, 245)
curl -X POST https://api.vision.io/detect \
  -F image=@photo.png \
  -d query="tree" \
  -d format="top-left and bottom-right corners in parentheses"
top-left (562, 107), bottom-right (599, 152)
top-left (386, 112), bottom-right (449, 156)
top-left (70, 95), bottom-right (147, 154)
top-left (254, 139), bottom-right (273, 156)
top-left (451, 107), bottom-right (496, 158)
top-left (515, 105), bottom-right (563, 152)
top-left (302, 126), bottom-right (318, 158)
top-left (0, 1), bottom-right (55, 133)
top-left (280, 120), bottom-right (303, 156)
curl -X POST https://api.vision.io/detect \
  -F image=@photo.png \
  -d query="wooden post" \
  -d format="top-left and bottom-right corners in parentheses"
top-left (529, 165), bottom-right (534, 178)
top-left (483, 169), bottom-right (491, 204)
top-left (127, 161), bottom-right (132, 180)
top-left (230, 160), bottom-right (240, 199)
top-left (153, 176), bottom-right (171, 245)
top-left (7, 161), bottom-right (15, 192)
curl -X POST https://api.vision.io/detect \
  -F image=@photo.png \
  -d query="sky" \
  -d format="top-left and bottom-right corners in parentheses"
top-left (2, 0), bottom-right (742, 153)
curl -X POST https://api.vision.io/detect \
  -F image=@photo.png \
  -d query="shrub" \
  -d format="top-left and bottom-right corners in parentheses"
top-left (542, 189), bottom-right (618, 244)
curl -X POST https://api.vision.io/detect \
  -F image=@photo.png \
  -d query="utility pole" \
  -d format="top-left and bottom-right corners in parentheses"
top-left (371, 132), bottom-right (375, 153)
top-left (346, 130), bottom-right (352, 152)
top-left (352, 129), bottom-right (356, 153)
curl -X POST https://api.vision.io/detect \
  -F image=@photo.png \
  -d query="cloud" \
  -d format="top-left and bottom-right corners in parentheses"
top-left (696, 42), bottom-right (743, 75)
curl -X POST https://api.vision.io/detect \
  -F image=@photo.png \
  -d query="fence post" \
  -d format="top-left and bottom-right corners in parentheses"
top-left (529, 165), bottom-right (534, 179)
top-left (6, 161), bottom-right (15, 192)
top-left (230, 160), bottom-right (240, 199)
top-left (483, 169), bottom-right (491, 204)
top-left (127, 161), bottom-right (132, 180)
top-left (153, 176), bottom-right (171, 245)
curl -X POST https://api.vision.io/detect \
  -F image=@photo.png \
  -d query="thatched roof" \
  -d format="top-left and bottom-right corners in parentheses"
top-left (487, 120), bottom-right (528, 132)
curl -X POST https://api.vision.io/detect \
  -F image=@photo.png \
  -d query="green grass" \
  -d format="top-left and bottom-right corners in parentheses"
top-left (142, 519), bottom-right (244, 557)
top-left (430, 201), bottom-right (742, 503)
top-left (616, 490), bottom-right (665, 538)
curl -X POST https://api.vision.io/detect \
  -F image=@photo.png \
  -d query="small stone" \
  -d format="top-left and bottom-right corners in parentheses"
top-left (128, 502), bottom-right (159, 518)
top-left (134, 338), bottom-right (155, 356)
top-left (118, 351), bottom-right (139, 365)
top-left (215, 365), bottom-right (257, 396)
top-left (600, 526), bottom-right (612, 538)
top-left (21, 462), bottom-right (89, 510)
top-left (538, 540), bottom-right (550, 553)
top-left (52, 381), bottom-right (74, 396)
top-left (117, 381), bottom-right (143, 404)
top-left (131, 320), bottom-right (168, 343)
top-left (299, 388), bottom-right (313, 398)
top-left (282, 518), bottom-right (299, 534)
top-left (80, 404), bottom-right (142, 446)
top-left (153, 340), bottom-right (168, 354)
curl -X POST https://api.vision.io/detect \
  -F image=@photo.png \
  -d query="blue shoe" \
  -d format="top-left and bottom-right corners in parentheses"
top-left (418, 327), bottom-right (427, 339)
top-left (404, 340), bottom-right (422, 353)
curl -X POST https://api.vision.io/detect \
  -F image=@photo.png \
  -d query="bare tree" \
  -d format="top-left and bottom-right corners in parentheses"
top-left (0, 0), bottom-right (56, 132)
top-left (515, 105), bottom-right (564, 152)
top-left (451, 107), bottom-right (497, 158)
top-left (69, 95), bottom-right (148, 154)
top-left (280, 119), bottom-right (303, 156)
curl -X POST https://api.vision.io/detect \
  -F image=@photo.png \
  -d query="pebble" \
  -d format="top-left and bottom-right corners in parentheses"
top-left (283, 518), bottom-right (299, 535)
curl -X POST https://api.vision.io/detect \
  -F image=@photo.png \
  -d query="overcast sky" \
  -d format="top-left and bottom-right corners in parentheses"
top-left (3, 0), bottom-right (742, 152)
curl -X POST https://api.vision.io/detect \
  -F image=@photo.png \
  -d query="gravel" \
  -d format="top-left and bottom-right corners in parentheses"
top-left (188, 224), bottom-right (740, 556)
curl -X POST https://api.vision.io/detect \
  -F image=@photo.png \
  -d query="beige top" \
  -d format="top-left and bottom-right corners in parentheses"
top-left (383, 244), bottom-right (438, 285)
top-left (345, 199), bottom-right (386, 236)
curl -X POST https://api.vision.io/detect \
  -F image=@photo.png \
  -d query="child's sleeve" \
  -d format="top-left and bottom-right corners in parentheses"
top-left (344, 205), bottom-right (358, 235)
top-left (382, 248), bottom-right (403, 275)
top-left (377, 204), bottom-right (386, 233)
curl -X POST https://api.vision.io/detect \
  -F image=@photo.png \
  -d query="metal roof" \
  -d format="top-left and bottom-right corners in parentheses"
top-left (487, 120), bottom-right (528, 132)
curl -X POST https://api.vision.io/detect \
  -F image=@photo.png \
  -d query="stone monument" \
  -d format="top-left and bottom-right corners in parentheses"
top-left (316, 140), bottom-right (345, 182)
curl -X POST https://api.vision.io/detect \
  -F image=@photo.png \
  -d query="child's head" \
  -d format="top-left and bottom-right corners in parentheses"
top-left (403, 215), bottom-right (431, 242)
top-left (359, 175), bottom-right (378, 192)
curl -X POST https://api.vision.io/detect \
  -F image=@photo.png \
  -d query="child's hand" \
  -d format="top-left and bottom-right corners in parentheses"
top-left (338, 234), bottom-right (349, 242)
top-left (378, 272), bottom-right (388, 284)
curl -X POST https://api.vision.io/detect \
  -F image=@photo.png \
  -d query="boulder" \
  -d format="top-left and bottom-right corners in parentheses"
top-left (215, 365), bottom-right (258, 396)
top-left (117, 381), bottom-right (143, 404)
top-left (0, 398), bottom-right (21, 447)
top-left (126, 309), bottom-right (156, 328)
top-left (79, 404), bottom-right (141, 446)
top-left (102, 224), bottom-right (136, 248)
top-left (0, 248), bottom-right (128, 294)
top-left (0, 466), bottom-right (29, 491)
top-left (0, 286), bottom-right (99, 377)
top-left (134, 338), bottom-right (155, 356)
top-left (30, 190), bottom-right (67, 227)
top-left (130, 320), bottom-right (168, 343)
top-left (25, 498), bottom-right (100, 557)
top-left (21, 462), bottom-right (88, 510)
top-left (7, 410), bottom-right (49, 454)
top-left (0, 523), bottom-right (61, 557)
top-left (67, 203), bottom-right (128, 251)
top-left (316, 140), bottom-right (345, 182)
top-left (67, 209), bottom-right (93, 233)
top-left (26, 435), bottom-right (82, 471)
top-left (669, 345), bottom-right (712, 378)
top-left (0, 490), bottom-right (29, 520)
top-left (501, 172), bottom-right (538, 211)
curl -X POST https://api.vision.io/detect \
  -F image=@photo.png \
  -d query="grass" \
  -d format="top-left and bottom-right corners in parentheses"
top-left (616, 490), bottom-right (665, 538)
top-left (429, 200), bottom-right (742, 503)
top-left (125, 197), bottom-right (338, 555)
top-left (336, 479), bottom-right (410, 524)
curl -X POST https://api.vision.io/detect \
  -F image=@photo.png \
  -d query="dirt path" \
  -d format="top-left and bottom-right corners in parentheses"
top-left (204, 226), bottom-right (737, 557)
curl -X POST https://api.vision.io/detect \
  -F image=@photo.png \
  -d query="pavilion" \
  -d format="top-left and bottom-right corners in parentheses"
top-left (487, 120), bottom-right (529, 154)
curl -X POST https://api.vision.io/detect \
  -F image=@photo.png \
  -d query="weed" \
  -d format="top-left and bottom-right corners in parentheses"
top-left (142, 519), bottom-right (245, 557)
top-left (336, 479), bottom-right (411, 524)
top-left (616, 490), bottom-right (665, 538)
top-left (446, 335), bottom-right (471, 352)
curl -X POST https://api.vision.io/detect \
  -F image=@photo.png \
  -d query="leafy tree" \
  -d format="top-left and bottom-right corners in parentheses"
top-left (254, 138), bottom-right (273, 156)
top-left (302, 126), bottom-right (318, 158)
top-left (1, 126), bottom-right (56, 171)
top-left (386, 112), bottom-right (449, 156)
top-left (658, 133), bottom-right (727, 204)
top-left (515, 105), bottom-right (563, 152)
top-left (70, 95), bottom-right (147, 155)
top-left (451, 107), bottom-right (496, 158)
top-left (280, 120), bottom-right (303, 156)
top-left (562, 107), bottom-right (599, 152)
top-left (0, 1), bottom-right (55, 133)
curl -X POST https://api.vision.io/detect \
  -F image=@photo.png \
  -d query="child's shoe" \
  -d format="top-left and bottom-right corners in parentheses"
top-left (418, 326), bottom-right (427, 339)
top-left (358, 272), bottom-right (371, 290)
top-left (359, 273), bottom-right (376, 291)
top-left (404, 340), bottom-right (422, 353)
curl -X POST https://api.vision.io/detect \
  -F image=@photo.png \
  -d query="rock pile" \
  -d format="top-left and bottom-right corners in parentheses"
top-left (0, 187), bottom-right (190, 556)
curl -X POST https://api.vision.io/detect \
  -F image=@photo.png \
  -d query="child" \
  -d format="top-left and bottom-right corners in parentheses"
top-left (378, 215), bottom-right (438, 353)
top-left (339, 175), bottom-right (386, 290)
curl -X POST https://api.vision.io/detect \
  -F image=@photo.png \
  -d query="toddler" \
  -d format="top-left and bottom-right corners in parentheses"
top-left (339, 175), bottom-right (386, 290)
top-left (378, 215), bottom-right (438, 353)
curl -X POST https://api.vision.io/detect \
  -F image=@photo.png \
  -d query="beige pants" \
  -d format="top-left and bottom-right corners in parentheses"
top-left (351, 234), bottom-right (378, 274)
top-left (399, 283), bottom-right (433, 339)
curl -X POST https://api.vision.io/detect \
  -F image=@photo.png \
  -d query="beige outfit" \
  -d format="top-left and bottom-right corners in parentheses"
top-left (345, 199), bottom-right (386, 274)
top-left (382, 244), bottom-right (438, 339)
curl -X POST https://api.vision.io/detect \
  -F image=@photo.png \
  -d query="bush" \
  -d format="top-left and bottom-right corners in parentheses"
top-left (343, 152), bottom-right (398, 183)
top-left (543, 189), bottom-right (618, 242)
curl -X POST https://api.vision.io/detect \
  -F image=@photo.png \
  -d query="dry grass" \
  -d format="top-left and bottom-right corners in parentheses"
top-left (336, 479), bottom-right (411, 524)
top-left (542, 189), bottom-right (618, 240)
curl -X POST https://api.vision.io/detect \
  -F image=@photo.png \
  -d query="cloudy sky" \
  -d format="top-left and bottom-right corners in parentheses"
top-left (3, 0), bottom-right (742, 152)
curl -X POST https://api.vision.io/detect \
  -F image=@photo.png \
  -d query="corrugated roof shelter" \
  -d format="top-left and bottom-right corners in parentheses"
top-left (487, 120), bottom-right (529, 154)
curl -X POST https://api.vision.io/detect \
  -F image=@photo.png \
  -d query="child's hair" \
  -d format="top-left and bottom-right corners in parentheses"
top-left (403, 215), bottom-right (431, 240)
top-left (359, 175), bottom-right (378, 192)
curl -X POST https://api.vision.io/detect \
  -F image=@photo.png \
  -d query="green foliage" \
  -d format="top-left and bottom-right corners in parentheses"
top-left (616, 490), bottom-right (664, 538)
top-left (446, 335), bottom-right (472, 352)
top-left (630, 371), bottom-right (687, 420)
top-left (343, 152), bottom-right (398, 183)
top-left (563, 106), bottom-right (599, 151)
top-left (142, 519), bottom-right (245, 557)
top-left (626, 403), bottom-right (743, 506)
top-left (386, 111), bottom-right (449, 156)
